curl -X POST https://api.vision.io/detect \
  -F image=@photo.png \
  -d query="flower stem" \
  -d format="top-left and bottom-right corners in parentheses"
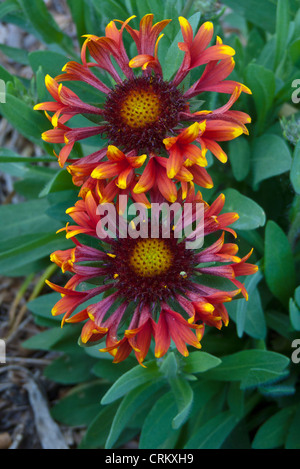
top-left (181, 0), bottom-right (195, 18)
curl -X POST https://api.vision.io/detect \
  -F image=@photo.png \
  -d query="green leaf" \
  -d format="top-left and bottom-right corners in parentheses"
top-left (169, 376), bottom-right (194, 429)
top-left (0, 155), bottom-right (57, 163)
top-left (92, 357), bottom-right (138, 382)
top-left (228, 136), bottom-right (250, 181)
top-left (227, 268), bottom-right (265, 339)
top-left (1, 1), bottom-right (39, 34)
top-left (252, 407), bottom-right (296, 449)
top-left (224, 0), bottom-right (298, 33)
top-left (136, 0), bottom-right (154, 20)
top-left (45, 189), bottom-right (79, 223)
top-left (223, 188), bottom-right (266, 230)
top-left (187, 381), bottom-right (224, 430)
top-left (228, 286), bottom-right (267, 340)
top-left (159, 351), bottom-right (178, 379)
top-left (0, 233), bottom-right (70, 274)
top-left (257, 37), bottom-right (276, 70)
top-left (13, 166), bottom-right (57, 199)
top-left (193, 272), bottom-right (239, 293)
top-left (22, 327), bottom-right (62, 352)
top-left (27, 293), bottom-right (61, 323)
top-left (245, 29), bottom-right (265, 66)
top-left (240, 368), bottom-right (288, 390)
top-left (204, 349), bottom-right (290, 382)
top-left (266, 310), bottom-right (295, 340)
top-left (0, 197), bottom-right (60, 239)
top-left (51, 381), bottom-right (110, 426)
top-left (289, 287), bottom-right (300, 331)
top-left (0, 92), bottom-right (49, 146)
top-left (274, 0), bottom-right (290, 71)
top-left (286, 406), bottom-right (300, 449)
top-left (105, 380), bottom-right (163, 449)
top-left (139, 391), bottom-right (180, 449)
top-left (291, 140), bottom-right (300, 194)
top-left (186, 381), bottom-right (227, 439)
top-left (251, 134), bottom-right (292, 187)
top-left (294, 286), bottom-right (300, 309)
top-left (0, 0), bottom-right (19, 18)
top-left (235, 269), bottom-right (263, 338)
top-left (66, 0), bottom-right (86, 43)
top-left (18, 0), bottom-right (73, 50)
top-left (264, 220), bottom-right (296, 305)
top-left (22, 324), bottom-right (82, 352)
top-left (0, 64), bottom-right (13, 83)
top-left (181, 351), bottom-right (221, 374)
top-left (259, 382), bottom-right (296, 398)
top-left (0, 43), bottom-right (29, 65)
top-left (0, 196), bottom-right (68, 273)
top-left (78, 401), bottom-right (120, 449)
top-left (184, 410), bottom-right (239, 449)
top-left (101, 360), bottom-right (161, 405)
top-left (145, 0), bottom-right (165, 20)
top-left (227, 382), bottom-right (244, 418)
top-left (29, 50), bottom-right (69, 77)
top-left (39, 169), bottom-right (75, 197)
top-left (221, 0), bottom-right (277, 33)
top-left (91, 0), bottom-right (128, 22)
top-left (244, 64), bottom-right (275, 132)
top-left (289, 39), bottom-right (300, 67)
top-left (238, 229), bottom-right (264, 256)
top-left (44, 352), bottom-right (97, 384)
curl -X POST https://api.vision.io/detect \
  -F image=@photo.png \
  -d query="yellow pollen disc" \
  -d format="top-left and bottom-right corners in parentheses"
top-left (129, 238), bottom-right (173, 278)
top-left (120, 89), bottom-right (161, 129)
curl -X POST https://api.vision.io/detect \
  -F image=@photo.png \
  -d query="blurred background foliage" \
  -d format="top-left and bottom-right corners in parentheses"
top-left (0, 0), bottom-right (300, 449)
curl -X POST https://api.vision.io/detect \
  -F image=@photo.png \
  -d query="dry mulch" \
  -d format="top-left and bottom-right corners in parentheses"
top-left (0, 0), bottom-right (85, 449)
top-left (0, 275), bottom-right (87, 449)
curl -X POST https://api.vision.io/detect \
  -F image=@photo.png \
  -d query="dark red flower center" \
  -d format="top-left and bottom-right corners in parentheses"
top-left (104, 232), bottom-right (195, 304)
top-left (102, 75), bottom-right (186, 152)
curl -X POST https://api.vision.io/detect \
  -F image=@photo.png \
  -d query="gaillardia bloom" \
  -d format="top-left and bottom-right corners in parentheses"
top-left (34, 14), bottom-right (251, 197)
top-left (46, 187), bottom-right (258, 365)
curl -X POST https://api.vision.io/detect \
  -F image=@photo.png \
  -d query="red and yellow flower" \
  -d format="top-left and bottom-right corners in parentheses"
top-left (46, 187), bottom-right (258, 365)
top-left (35, 13), bottom-right (258, 366)
top-left (34, 14), bottom-right (250, 190)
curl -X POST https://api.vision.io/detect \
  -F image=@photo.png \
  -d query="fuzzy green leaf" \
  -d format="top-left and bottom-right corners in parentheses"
top-left (223, 188), bottom-right (266, 230)
top-left (244, 64), bottom-right (275, 133)
top-left (184, 410), bottom-right (239, 449)
top-left (50, 381), bottom-right (110, 426)
top-left (264, 220), bottom-right (296, 305)
top-left (252, 407), bottom-right (296, 449)
top-left (285, 406), bottom-right (300, 449)
top-left (291, 141), bottom-right (300, 194)
top-left (139, 391), bottom-right (180, 449)
top-left (204, 349), bottom-right (290, 382)
top-left (274, 0), bottom-right (290, 70)
top-left (289, 286), bottom-right (300, 330)
top-left (0, 92), bottom-right (49, 145)
top-left (18, 0), bottom-right (73, 50)
top-left (181, 351), bottom-right (221, 374)
top-left (228, 136), bottom-right (250, 181)
top-left (105, 380), bottom-right (164, 449)
top-left (169, 376), bottom-right (194, 429)
top-left (44, 353), bottom-right (97, 384)
top-left (251, 135), bottom-right (292, 187)
top-left (101, 360), bottom-right (161, 405)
